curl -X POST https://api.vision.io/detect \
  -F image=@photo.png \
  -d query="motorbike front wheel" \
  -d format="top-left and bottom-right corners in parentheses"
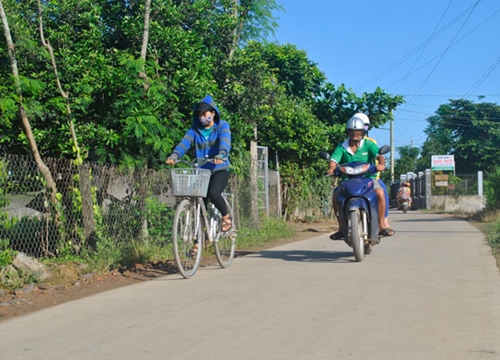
top-left (349, 209), bottom-right (365, 262)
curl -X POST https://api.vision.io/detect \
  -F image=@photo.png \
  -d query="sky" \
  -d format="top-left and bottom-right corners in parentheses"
top-left (272, 0), bottom-right (500, 153)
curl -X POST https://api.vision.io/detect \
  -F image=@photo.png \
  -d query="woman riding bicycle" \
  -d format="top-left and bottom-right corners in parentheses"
top-left (166, 95), bottom-right (232, 232)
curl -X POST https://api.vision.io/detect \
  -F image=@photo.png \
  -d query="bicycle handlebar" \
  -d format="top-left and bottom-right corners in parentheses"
top-left (167, 156), bottom-right (227, 168)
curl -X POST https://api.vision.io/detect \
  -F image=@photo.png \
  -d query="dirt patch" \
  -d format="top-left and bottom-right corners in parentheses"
top-left (0, 220), bottom-right (336, 322)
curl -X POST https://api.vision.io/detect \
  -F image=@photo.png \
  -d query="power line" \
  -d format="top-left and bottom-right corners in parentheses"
top-left (408, 0), bottom-right (480, 98)
top-left (393, 0), bottom-right (455, 147)
top-left (396, 93), bottom-right (500, 97)
top-left (392, 0), bottom-right (454, 94)
top-left (355, 1), bottom-right (483, 91)
top-left (383, 5), bottom-right (500, 92)
top-left (462, 55), bottom-right (500, 97)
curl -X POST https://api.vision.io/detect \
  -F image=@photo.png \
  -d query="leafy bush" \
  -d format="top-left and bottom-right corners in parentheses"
top-left (485, 166), bottom-right (500, 208)
top-left (237, 216), bottom-right (295, 249)
top-left (0, 239), bottom-right (16, 267)
top-left (485, 218), bottom-right (500, 253)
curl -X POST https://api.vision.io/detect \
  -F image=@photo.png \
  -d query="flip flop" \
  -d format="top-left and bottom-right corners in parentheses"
top-left (221, 217), bottom-right (232, 232)
top-left (379, 228), bottom-right (395, 237)
top-left (188, 243), bottom-right (199, 257)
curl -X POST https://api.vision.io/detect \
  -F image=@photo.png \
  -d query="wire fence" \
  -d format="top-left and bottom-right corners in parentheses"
top-left (391, 172), bottom-right (482, 198)
top-left (431, 173), bottom-right (481, 196)
top-left (0, 154), bottom-right (258, 261)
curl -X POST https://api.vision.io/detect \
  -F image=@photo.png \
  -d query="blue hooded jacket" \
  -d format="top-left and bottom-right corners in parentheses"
top-left (171, 95), bottom-right (231, 172)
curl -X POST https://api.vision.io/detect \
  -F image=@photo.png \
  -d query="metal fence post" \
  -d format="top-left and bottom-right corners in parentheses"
top-left (478, 171), bottom-right (483, 197)
top-left (425, 169), bottom-right (432, 209)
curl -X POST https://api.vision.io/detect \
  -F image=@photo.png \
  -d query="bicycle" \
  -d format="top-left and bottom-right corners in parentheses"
top-left (169, 158), bottom-right (237, 278)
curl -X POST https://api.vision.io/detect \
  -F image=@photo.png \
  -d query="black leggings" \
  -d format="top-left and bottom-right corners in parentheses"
top-left (205, 170), bottom-right (229, 217)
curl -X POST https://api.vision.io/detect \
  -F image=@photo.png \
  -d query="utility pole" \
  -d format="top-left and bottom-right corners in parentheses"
top-left (390, 109), bottom-right (394, 183)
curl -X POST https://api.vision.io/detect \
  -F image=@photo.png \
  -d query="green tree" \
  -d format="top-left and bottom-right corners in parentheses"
top-left (418, 99), bottom-right (500, 173)
top-left (223, 41), bottom-right (404, 161)
top-left (222, 41), bottom-right (331, 166)
top-left (394, 145), bottom-right (420, 179)
top-left (0, 0), bottom-right (283, 167)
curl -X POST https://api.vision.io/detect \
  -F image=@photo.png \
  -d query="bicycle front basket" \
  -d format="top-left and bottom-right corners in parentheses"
top-left (171, 168), bottom-right (211, 197)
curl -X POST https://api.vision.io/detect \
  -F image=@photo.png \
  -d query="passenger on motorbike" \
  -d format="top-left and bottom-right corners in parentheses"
top-left (328, 116), bottom-right (393, 240)
top-left (397, 182), bottom-right (412, 209)
top-left (357, 113), bottom-right (394, 235)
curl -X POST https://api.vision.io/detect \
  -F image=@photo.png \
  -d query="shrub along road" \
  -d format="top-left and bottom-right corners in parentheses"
top-left (1, 211), bottom-right (500, 359)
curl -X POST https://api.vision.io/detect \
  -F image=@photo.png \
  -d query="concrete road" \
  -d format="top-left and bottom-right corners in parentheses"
top-left (2, 211), bottom-right (500, 360)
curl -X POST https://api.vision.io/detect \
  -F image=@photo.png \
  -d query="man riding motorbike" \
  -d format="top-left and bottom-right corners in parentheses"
top-left (328, 116), bottom-right (393, 240)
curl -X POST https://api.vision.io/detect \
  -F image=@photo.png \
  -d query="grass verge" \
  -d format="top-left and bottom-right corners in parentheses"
top-left (235, 217), bottom-right (296, 249)
top-left (465, 209), bottom-right (500, 269)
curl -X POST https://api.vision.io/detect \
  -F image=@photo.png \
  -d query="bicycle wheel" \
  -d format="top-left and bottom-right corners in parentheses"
top-left (172, 199), bottom-right (203, 278)
top-left (214, 197), bottom-right (236, 268)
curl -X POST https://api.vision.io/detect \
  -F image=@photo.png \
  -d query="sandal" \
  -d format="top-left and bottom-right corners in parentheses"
top-left (188, 243), bottom-right (199, 257)
top-left (221, 217), bottom-right (232, 232)
top-left (329, 231), bottom-right (344, 240)
top-left (379, 228), bottom-right (395, 237)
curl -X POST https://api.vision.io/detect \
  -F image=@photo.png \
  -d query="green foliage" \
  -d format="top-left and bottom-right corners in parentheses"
top-left (394, 145), bottom-right (420, 179)
top-left (81, 194), bottom-right (175, 272)
top-left (0, 264), bottom-right (40, 289)
top-left (237, 0), bottom-right (284, 44)
top-left (485, 167), bottom-right (500, 208)
top-left (278, 160), bottom-right (331, 219)
top-left (223, 42), bottom-right (404, 170)
top-left (1, 0), bottom-right (410, 267)
top-left (419, 99), bottom-right (500, 173)
top-left (78, 235), bottom-right (119, 273)
top-left (236, 216), bottom-right (295, 249)
top-left (0, 159), bottom-right (10, 208)
top-left (0, 239), bottom-right (16, 267)
top-left (431, 172), bottom-right (477, 196)
top-left (483, 217), bottom-right (500, 253)
top-left (143, 197), bottom-right (175, 242)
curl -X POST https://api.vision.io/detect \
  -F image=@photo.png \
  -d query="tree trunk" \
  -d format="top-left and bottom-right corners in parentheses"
top-left (79, 164), bottom-right (96, 249)
top-left (138, 0), bottom-right (151, 90)
top-left (0, 0), bottom-right (58, 211)
top-left (37, 0), bottom-right (93, 248)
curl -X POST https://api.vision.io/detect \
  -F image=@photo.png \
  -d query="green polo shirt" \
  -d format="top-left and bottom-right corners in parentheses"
top-left (330, 138), bottom-right (379, 178)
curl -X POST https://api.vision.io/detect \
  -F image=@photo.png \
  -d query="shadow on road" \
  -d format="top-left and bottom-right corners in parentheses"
top-left (393, 229), bottom-right (479, 234)
top-left (239, 249), bottom-right (356, 263)
top-left (396, 217), bottom-right (465, 222)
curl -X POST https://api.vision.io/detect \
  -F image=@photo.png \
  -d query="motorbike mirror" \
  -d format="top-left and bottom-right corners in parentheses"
top-left (319, 150), bottom-right (330, 160)
top-left (378, 145), bottom-right (390, 155)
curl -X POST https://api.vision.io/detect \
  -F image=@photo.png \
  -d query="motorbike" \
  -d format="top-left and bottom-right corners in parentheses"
top-left (320, 145), bottom-right (391, 262)
top-left (401, 198), bottom-right (409, 214)
top-left (397, 190), bottom-right (410, 213)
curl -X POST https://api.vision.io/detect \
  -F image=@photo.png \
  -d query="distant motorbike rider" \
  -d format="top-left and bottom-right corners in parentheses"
top-left (397, 182), bottom-right (412, 209)
top-left (328, 116), bottom-right (393, 240)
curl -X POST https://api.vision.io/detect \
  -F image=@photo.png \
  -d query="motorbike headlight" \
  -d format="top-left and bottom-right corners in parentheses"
top-left (340, 164), bottom-right (370, 175)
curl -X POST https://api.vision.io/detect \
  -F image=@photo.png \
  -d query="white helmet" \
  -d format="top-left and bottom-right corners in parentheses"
top-left (350, 113), bottom-right (370, 125)
top-left (346, 116), bottom-right (365, 133)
